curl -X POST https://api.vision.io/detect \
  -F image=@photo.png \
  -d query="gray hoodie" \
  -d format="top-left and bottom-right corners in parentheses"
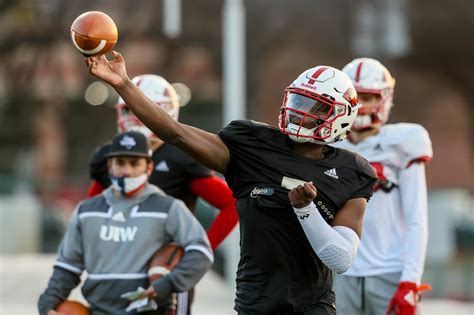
top-left (38, 184), bottom-right (213, 315)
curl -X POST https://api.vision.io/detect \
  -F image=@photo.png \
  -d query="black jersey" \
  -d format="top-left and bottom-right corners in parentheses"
top-left (218, 120), bottom-right (376, 314)
top-left (148, 143), bottom-right (212, 210)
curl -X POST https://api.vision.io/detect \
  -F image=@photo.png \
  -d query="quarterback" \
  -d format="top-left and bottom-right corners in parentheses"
top-left (333, 58), bottom-right (433, 315)
top-left (85, 52), bottom-right (377, 315)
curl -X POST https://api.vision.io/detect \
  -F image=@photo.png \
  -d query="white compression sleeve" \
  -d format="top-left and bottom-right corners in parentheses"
top-left (294, 202), bottom-right (360, 274)
top-left (399, 162), bottom-right (428, 283)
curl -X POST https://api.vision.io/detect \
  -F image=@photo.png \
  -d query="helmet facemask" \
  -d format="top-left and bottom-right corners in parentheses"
top-left (116, 100), bottom-right (177, 139)
top-left (280, 87), bottom-right (349, 144)
top-left (351, 90), bottom-right (392, 131)
top-left (116, 103), bottom-right (154, 138)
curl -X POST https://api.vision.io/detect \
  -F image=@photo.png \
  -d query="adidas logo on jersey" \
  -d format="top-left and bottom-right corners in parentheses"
top-left (155, 161), bottom-right (170, 172)
top-left (324, 168), bottom-right (338, 179)
top-left (373, 143), bottom-right (383, 151)
top-left (112, 211), bottom-right (126, 222)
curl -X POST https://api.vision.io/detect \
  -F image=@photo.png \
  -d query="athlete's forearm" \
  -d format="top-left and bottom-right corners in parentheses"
top-left (399, 163), bottom-right (429, 283)
top-left (152, 250), bottom-right (212, 297)
top-left (293, 202), bottom-right (360, 274)
top-left (116, 80), bottom-right (230, 173)
top-left (206, 205), bottom-right (238, 250)
top-left (38, 267), bottom-right (81, 315)
top-left (190, 176), bottom-right (238, 249)
top-left (116, 79), bottom-right (182, 143)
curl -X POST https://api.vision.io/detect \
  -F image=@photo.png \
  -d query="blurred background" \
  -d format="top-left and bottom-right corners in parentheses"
top-left (0, 0), bottom-right (472, 314)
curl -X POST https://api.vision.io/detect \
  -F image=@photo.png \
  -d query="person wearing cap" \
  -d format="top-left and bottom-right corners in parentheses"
top-left (38, 131), bottom-right (214, 315)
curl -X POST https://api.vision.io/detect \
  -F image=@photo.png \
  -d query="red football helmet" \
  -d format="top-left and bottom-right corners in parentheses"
top-left (116, 74), bottom-right (180, 138)
top-left (342, 58), bottom-right (396, 130)
top-left (279, 66), bottom-right (360, 144)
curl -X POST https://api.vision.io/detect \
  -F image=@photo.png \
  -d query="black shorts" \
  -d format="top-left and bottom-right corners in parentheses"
top-left (237, 291), bottom-right (336, 315)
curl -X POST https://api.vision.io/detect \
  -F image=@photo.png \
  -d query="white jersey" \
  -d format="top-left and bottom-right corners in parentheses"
top-left (334, 123), bottom-right (432, 283)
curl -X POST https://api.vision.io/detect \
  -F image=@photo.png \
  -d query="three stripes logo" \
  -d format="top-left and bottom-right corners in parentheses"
top-left (324, 168), bottom-right (338, 179)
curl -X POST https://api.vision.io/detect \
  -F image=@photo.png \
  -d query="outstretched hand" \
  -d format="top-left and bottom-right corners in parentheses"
top-left (85, 51), bottom-right (129, 87)
top-left (288, 182), bottom-right (317, 208)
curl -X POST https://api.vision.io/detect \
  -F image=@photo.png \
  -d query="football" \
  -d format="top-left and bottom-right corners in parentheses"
top-left (148, 243), bottom-right (184, 282)
top-left (55, 300), bottom-right (90, 315)
top-left (70, 11), bottom-right (118, 57)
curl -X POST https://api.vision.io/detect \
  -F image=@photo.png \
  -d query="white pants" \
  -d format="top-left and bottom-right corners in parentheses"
top-left (333, 272), bottom-right (421, 315)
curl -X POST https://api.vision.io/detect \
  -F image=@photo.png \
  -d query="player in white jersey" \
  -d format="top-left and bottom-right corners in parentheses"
top-left (333, 58), bottom-right (433, 315)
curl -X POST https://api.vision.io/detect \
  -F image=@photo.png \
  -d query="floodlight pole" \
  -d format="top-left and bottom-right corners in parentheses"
top-left (223, 0), bottom-right (246, 125)
top-left (222, 0), bottom-right (246, 286)
top-left (163, 0), bottom-right (181, 38)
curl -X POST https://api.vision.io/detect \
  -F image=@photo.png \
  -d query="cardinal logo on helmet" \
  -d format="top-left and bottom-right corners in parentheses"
top-left (343, 88), bottom-right (359, 106)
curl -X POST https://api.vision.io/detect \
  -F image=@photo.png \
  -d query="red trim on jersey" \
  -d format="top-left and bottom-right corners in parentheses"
top-left (370, 162), bottom-right (387, 192)
top-left (406, 155), bottom-right (432, 168)
top-left (307, 66), bottom-right (329, 85)
top-left (355, 61), bottom-right (364, 83)
top-left (87, 180), bottom-right (105, 198)
top-left (370, 162), bottom-right (386, 180)
top-left (189, 176), bottom-right (238, 250)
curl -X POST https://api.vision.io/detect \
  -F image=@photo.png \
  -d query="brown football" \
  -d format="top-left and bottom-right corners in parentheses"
top-left (148, 243), bottom-right (184, 282)
top-left (70, 11), bottom-right (118, 57)
top-left (55, 300), bottom-right (90, 315)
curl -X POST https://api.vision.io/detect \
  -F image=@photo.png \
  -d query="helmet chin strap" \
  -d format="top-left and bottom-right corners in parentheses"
top-left (287, 123), bottom-right (314, 138)
top-left (286, 123), bottom-right (325, 145)
top-left (288, 134), bottom-right (315, 143)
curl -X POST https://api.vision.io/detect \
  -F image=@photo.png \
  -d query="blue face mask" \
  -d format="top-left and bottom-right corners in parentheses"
top-left (110, 174), bottom-right (148, 197)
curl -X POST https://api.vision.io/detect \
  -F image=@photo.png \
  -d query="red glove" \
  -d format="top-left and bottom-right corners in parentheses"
top-left (387, 282), bottom-right (432, 315)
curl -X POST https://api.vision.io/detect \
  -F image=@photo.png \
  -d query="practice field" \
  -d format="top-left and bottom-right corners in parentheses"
top-left (0, 255), bottom-right (472, 315)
